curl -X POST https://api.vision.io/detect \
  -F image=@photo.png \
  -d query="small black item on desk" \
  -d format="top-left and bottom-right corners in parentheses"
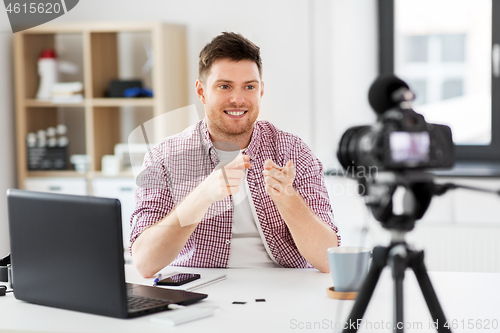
top-left (0, 254), bottom-right (10, 283)
top-left (157, 273), bottom-right (201, 286)
top-left (0, 285), bottom-right (6, 296)
top-left (0, 254), bottom-right (11, 266)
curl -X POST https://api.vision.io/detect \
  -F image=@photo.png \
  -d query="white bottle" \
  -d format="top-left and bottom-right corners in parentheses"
top-left (56, 124), bottom-right (68, 135)
top-left (36, 49), bottom-right (59, 100)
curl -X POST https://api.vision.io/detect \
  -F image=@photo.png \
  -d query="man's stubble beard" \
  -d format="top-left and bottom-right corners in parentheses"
top-left (206, 105), bottom-right (258, 138)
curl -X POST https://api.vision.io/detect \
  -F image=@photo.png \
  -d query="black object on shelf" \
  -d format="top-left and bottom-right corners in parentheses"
top-left (27, 147), bottom-right (68, 170)
top-left (106, 80), bottom-right (143, 98)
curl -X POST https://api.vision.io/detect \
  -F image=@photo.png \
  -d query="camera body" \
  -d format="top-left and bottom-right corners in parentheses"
top-left (338, 106), bottom-right (454, 172)
top-left (338, 74), bottom-right (455, 173)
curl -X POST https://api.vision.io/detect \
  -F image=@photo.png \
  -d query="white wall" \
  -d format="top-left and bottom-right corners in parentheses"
top-left (0, 31), bottom-right (15, 256)
top-left (330, 0), bottom-right (378, 168)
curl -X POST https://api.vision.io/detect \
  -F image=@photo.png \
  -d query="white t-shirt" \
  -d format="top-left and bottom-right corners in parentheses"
top-left (215, 148), bottom-right (279, 268)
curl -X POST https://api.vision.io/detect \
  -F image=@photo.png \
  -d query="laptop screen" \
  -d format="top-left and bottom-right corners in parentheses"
top-left (7, 189), bottom-right (128, 318)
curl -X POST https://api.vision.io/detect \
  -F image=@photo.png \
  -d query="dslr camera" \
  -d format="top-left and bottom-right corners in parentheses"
top-left (337, 75), bottom-right (455, 172)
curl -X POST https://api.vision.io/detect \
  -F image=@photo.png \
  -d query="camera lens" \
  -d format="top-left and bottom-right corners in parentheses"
top-left (337, 126), bottom-right (371, 170)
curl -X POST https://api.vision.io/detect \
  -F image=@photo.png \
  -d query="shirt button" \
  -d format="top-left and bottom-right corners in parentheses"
top-left (226, 204), bottom-right (231, 209)
top-left (225, 239), bottom-right (231, 245)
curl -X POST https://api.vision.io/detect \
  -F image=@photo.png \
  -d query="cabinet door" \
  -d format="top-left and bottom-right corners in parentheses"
top-left (25, 177), bottom-right (87, 195)
top-left (92, 178), bottom-right (137, 249)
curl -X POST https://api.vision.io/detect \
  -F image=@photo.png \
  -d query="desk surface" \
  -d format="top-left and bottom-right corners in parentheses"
top-left (1, 265), bottom-right (499, 333)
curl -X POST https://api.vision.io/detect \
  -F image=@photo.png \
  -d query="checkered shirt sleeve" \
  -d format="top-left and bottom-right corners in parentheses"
top-left (129, 142), bottom-right (174, 247)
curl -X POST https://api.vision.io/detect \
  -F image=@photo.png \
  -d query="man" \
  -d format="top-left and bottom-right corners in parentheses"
top-left (130, 32), bottom-right (340, 278)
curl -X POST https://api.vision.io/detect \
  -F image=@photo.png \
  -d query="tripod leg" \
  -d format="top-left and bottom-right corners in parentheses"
top-left (409, 250), bottom-right (452, 333)
top-left (342, 246), bottom-right (387, 333)
top-left (390, 248), bottom-right (407, 333)
top-left (394, 275), bottom-right (404, 332)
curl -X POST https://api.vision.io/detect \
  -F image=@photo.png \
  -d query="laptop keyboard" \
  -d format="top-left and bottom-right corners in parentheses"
top-left (127, 295), bottom-right (171, 312)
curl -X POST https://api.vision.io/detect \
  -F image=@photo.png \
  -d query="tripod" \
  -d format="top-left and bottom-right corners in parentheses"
top-left (340, 170), bottom-right (500, 333)
top-left (341, 172), bottom-right (454, 333)
top-left (342, 231), bottom-right (451, 333)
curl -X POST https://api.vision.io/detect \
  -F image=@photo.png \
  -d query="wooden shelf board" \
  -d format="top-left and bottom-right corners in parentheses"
top-left (22, 22), bottom-right (160, 34)
top-left (27, 170), bottom-right (85, 178)
top-left (92, 98), bottom-right (155, 107)
top-left (24, 98), bottom-right (155, 107)
top-left (26, 170), bottom-right (135, 179)
top-left (25, 99), bottom-right (85, 107)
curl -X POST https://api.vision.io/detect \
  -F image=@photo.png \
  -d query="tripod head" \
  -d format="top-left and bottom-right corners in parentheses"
top-left (357, 171), bottom-right (434, 231)
top-left (355, 170), bottom-right (500, 232)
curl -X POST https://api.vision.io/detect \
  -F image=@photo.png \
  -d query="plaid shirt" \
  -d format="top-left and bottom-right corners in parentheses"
top-left (130, 119), bottom-right (340, 268)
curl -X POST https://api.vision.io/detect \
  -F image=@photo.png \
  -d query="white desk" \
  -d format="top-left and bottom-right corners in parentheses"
top-left (1, 265), bottom-right (499, 333)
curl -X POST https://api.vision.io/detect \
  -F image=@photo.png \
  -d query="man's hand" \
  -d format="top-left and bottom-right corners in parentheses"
top-left (262, 159), bottom-right (296, 202)
top-left (199, 154), bottom-right (251, 203)
top-left (133, 155), bottom-right (249, 277)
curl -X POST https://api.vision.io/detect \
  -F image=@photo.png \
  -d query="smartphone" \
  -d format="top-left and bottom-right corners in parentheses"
top-left (157, 273), bottom-right (201, 286)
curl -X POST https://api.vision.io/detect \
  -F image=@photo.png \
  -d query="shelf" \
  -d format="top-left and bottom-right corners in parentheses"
top-left (15, 22), bottom-right (188, 191)
top-left (24, 98), bottom-right (155, 108)
top-left (91, 98), bottom-right (155, 107)
top-left (27, 170), bottom-right (85, 178)
top-left (27, 170), bottom-right (135, 179)
top-left (25, 99), bottom-right (86, 107)
top-left (23, 22), bottom-right (162, 34)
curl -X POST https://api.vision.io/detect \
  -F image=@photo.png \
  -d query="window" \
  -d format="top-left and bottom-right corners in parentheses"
top-left (378, 0), bottom-right (500, 162)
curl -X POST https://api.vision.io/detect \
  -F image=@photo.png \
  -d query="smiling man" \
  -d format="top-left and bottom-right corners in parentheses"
top-left (130, 32), bottom-right (340, 278)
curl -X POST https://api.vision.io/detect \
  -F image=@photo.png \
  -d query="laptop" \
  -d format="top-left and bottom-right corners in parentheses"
top-left (7, 189), bottom-right (207, 318)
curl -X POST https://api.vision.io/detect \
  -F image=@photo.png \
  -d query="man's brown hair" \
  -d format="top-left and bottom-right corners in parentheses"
top-left (199, 32), bottom-right (262, 81)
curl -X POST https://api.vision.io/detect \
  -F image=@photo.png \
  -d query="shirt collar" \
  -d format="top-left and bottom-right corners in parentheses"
top-left (199, 118), bottom-right (262, 162)
top-left (242, 122), bottom-right (261, 161)
top-left (199, 118), bottom-right (214, 152)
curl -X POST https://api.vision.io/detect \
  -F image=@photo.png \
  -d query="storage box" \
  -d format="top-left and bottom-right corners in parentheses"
top-left (27, 147), bottom-right (68, 170)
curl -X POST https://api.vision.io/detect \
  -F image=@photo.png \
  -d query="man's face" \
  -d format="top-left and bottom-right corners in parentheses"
top-left (196, 58), bottom-right (264, 139)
